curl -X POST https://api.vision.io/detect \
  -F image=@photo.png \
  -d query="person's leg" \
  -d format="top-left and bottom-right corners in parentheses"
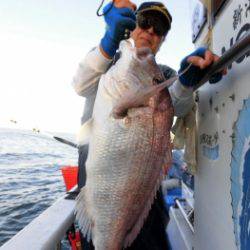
top-left (79, 232), bottom-right (94, 250)
top-left (126, 190), bottom-right (170, 250)
top-left (77, 145), bottom-right (89, 189)
top-left (77, 145), bottom-right (95, 250)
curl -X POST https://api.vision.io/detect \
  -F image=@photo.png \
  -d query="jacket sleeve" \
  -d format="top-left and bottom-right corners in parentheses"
top-left (159, 64), bottom-right (194, 118)
top-left (168, 79), bottom-right (194, 117)
top-left (72, 47), bottom-right (112, 97)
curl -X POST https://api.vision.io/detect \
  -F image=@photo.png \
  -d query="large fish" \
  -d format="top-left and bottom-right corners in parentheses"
top-left (75, 39), bottom-right (176, 250)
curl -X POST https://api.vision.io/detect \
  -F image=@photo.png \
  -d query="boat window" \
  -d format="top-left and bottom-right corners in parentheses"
top-left (191, 1), bottom-right (207, 43)
top-left (212, 0), bottom-right (229, 18)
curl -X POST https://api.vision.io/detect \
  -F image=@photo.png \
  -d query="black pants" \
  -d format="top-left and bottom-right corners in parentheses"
top-left (78, 145), bottom-right (89, 190)
top-left (77, 145), bottom-right (171, 250)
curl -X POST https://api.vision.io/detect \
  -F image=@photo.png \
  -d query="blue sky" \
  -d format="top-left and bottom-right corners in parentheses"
top-left (0, 0), bottom-right (194, 133)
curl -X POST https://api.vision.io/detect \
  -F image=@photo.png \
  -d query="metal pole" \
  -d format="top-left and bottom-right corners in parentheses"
top-left (194, 30), bottom-right (250, 90)
top-left (175, 199), bottom-right (195, 233)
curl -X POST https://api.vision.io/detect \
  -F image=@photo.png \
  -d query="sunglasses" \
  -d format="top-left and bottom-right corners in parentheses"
top-left (137, 14), bottom-right (169, 37)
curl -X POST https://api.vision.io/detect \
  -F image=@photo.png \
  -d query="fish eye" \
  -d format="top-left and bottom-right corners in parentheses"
top-left (153, 77), bottom-right (164, 84)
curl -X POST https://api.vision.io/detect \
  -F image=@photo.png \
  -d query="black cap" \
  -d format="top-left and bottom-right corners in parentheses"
top-left (136, 2), bottom-right (172, 30)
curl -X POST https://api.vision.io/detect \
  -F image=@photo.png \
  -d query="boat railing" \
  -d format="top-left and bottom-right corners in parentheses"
top-left (195, 30), bottom-right (250, 90)
top-left (0, 188), bottom-right (76, 250)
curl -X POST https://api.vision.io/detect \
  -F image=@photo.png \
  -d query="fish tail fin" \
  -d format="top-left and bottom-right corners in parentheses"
top-left (75, 188), bottom-right (93, 241)
top-left (112, 76), bottom-right (178, 119)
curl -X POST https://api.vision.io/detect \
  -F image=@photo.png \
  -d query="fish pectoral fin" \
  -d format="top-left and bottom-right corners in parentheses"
top-left (76, 118), bottom-right (93, 145)
top-left (112, 76), bottom-right (178, 119)
top-left (75, 188), bottom-right (93, 241)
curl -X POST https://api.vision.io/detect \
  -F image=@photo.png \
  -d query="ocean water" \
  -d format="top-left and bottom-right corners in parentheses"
top-left (0, 128), bottom-right (78, 248)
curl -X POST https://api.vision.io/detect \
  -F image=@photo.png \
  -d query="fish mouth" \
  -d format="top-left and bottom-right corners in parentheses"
top-left (135, 47), bottom-right (152, 60)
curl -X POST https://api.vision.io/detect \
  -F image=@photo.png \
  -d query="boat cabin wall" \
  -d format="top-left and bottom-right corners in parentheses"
top-left (190, 0), bottom-right (250, 249)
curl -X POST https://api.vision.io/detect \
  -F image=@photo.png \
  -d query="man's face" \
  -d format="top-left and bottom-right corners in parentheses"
top-left (130, 13), bottom-right (166, 54)
top-left (131, 26), bottom-right (164, 55)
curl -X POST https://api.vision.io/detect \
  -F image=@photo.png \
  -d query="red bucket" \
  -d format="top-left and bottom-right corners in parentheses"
top-left (61, 166), bottom-right (78, 191)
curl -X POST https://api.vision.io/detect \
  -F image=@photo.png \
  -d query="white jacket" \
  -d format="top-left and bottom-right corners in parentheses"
top-left (72, 46), bottom-right (194, 124)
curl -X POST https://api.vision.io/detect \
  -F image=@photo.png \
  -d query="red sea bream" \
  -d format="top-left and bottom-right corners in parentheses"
top-left (75, 39), bottom-right (175, 250)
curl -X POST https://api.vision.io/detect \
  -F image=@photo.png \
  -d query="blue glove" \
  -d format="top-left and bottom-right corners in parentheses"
top-left (178, 47), bottom-right (223, 87)
top-left (100, 3), bottom-right (136, 58)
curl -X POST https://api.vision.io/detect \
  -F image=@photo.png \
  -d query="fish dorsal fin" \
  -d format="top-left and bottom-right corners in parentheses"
top-left (75, 188), bottom-right (93, 241)
top-left (76, 118), bottom-right (93, 145)
top-left (123, 174), bottom-right (164, 248)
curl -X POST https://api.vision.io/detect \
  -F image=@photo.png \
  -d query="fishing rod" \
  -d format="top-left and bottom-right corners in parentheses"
top-left (53, 136), bottom-right (78, 149)
top-left (38, 131), bottom-right (78, 149)
top-left (9, 120), bottom-right (78, 149)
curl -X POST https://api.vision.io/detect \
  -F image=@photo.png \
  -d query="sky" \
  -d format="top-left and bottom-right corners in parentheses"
top-left (0, 0), bottom-right (194, 133)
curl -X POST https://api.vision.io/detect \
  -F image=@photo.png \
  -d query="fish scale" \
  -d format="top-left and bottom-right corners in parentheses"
top-left (75, 40), bottom-right (174, 250)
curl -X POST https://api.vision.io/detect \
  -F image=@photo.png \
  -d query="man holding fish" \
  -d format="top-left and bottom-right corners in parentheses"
top-left (72, 1), bottom-right (226, 249)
